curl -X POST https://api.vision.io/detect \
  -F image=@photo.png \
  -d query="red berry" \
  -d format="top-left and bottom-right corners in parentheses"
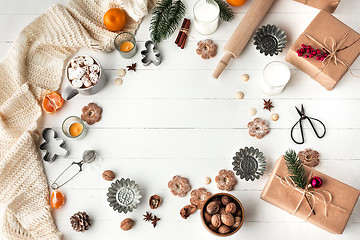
top-left (300, 49), bottom-right (305, 53)
top-left (298, 53), bottom-right (303, 57)
top-left (323, 54), bottom-right (328, 57)
top-left (307, 45), bottom-right (312, 49)
top-left (316, 49), bottom-right (321, 54)
top-left (312, 51), bottom-right (317, 55)
top-left (306, 49), bottom-right (311, 53)
top-left (296, 50), bottom-right (301, 53)
top-left (305, 55), bottom-right (309, 58)
top-left (320, 57), bottom-right (325, 61)
top-left (301, 44), bottom-right (306, 48)
top-left (316, 56), bottom-right (321, 60)
top-left (309, 54), bottom-right (313, 58)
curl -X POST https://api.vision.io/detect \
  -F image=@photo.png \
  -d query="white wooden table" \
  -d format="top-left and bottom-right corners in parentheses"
top-left (1, 0), bottom-right (360, 239)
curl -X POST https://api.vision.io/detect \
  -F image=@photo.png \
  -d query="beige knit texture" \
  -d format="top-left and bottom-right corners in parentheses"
top-left (0, 0), bottom-right (156, 239)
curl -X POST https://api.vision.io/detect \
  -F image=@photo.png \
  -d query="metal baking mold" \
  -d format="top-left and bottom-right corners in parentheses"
top-left (39, 128), bottom-right (69, 162)
top-left (232, 146), bottom-right (267, 181)
top-left (141, 40), bottom-right (162, 66)
top-left (253, 24), bottom-right (287, 56)
top-left (107, 178), bottom-right (141, 214)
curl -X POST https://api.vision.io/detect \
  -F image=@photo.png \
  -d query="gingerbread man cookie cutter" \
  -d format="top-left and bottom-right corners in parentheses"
top-left (39, 128), bottom-right (69, 162)
top-left (141, 40), bottom-right (162, 66)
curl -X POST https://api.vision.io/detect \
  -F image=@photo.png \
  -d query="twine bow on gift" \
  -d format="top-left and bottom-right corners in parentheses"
top-left (271, 171), bottom-right (349, 220)
top-left (303, 32), bottom-right (360, 79)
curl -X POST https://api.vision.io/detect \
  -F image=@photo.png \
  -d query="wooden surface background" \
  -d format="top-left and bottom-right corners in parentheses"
top-left (0, 0), bottom-right (359, 239)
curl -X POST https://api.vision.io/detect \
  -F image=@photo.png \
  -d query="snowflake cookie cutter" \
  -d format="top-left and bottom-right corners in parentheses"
top-left (141, 40), bottom-right (162, 66)
top-left (39, 128), bottom-right (69, 163)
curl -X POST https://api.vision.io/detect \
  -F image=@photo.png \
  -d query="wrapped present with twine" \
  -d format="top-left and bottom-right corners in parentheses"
top-left (294, 0), bottom-right (340, 13)
top-left (286, 10), bottom-right (360, 90)
top-left (261, 155), bottom-right (359, 234)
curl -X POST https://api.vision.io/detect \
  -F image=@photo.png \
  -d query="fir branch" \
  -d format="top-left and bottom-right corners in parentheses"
top-left (284, 149), bottom-right (307, 189)
top-left (150, 0), bottom-right (185, 44)
top-left (208, 0), bottom-right (234, 22)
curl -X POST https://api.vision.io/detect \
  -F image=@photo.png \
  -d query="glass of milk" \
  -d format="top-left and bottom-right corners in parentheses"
top-left (193, 0), bottom-right (220, 35)
top-left (260, 61), bottom-right (291, 95)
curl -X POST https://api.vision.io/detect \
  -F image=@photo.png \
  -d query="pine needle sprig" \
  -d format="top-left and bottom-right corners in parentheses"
top-left (150, 0), bottom-right (185, 44)
top-left (284, 149), bottom-right (307, 189)
top-left (212, 0), bottom-right (234, 22)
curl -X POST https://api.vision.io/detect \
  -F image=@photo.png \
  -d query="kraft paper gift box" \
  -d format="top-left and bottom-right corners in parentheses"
top-left (294, 0), bottom-right (340, 13)
top-left (286, 10), bottom-right (360, 90)
top-left (261, 156), bottom-right (360, 234)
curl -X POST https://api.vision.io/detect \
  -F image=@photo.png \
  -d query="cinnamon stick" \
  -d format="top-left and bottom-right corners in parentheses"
top-left (175, 18), bottom-right (187, 45)
top-left (180, 19), bottom-right (190, 49)
top-left (178, 19), bottom-right (190, 48)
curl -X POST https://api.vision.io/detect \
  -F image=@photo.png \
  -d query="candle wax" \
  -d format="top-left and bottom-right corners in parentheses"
top-left (69, 122), bottom-right (83, 137)
top-left (120, 40), bottom-right (134, 52)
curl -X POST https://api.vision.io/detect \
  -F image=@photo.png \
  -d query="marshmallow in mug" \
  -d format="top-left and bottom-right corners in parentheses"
top-left (67, 56), bottom-right (101, 89)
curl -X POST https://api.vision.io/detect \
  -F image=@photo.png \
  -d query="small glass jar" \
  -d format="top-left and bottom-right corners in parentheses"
top-left (114, 32), bottom-right (137, 59)
top-left (260, 61), bottom-right (291, 95)
top-left (62, 116), bottom-right (86, 139)
top-left (193, 0), bottom-right (220, 35)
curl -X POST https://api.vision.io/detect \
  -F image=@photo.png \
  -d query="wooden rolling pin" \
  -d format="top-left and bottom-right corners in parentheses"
top-left (212, 0), bottom-right (276, 79)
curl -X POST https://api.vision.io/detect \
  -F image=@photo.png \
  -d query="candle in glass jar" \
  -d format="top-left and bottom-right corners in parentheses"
top-left (193, 0), bottom-right (220, 35)
top-left (114, 32), bottom-right (137, 59)
top-left (260, 61), bottom-right (291, 95)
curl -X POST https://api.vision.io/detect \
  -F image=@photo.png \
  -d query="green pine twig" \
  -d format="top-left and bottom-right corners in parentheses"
top-left (150, 0), bottom-right (185, 44)
top-left (212, 0), bottom-right (234, 22)
top-left (284, 149), bottom-right (307, 189)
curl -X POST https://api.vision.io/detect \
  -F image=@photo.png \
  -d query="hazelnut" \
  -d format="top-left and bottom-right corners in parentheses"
top-left (117, 69), bottom-right (126, 77)
top-left (241, 74), bottom-right (249, 82)
top-left (206, 201), bottom-right (219, 215)
top-left (218, 225), bottom-right (231, 234)
top-left (211, 214), bottom-right (221, 228)
top-left (204, 212), bottom-right (212, 224)
top-left (102, 170), bottom-right (115, 181)
top-left (213, 197), bottom-right (222, 207)
top-left (248, 108), bottom-right (257, 116)
top-left (271, 113), bottom-right (279, 121)
top-left (236, 91), bottom-right (244, 100)
top-left (225, 202), bottom-right (236, 215)
top-left (232, 216), bottom-right (242, 229)
top-left (149, 195), bottom-right (161, 209)
top-left (203, 177), bottom-right (211, 185)
top-left (180, 204), bottom-right (197, 219)
top-left (115, 78), bottom-right (123, 86)
top-left (120, 218), bottom-right (134, 231)
top-left (208, 224), bottom-right (218, 232)
top-left (221, 212), bottom-right (234, 226)
top-left (221, 196), bottom-right (231, 206)
top-left (219, 207), bottom-right (226, 214)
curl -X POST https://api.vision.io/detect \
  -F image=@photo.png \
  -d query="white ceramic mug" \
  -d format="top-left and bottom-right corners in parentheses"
top-left (62, 55), bottom-right (106, 100)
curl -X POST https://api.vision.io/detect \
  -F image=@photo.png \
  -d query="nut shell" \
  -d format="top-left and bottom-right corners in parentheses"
top-left (121, 218), bottom-right (134, 231)
top-left (225, 202), bottom-right (237, 215)
top-left (211, 214), bottom-right (221, 228)
top-left (149, 195), bottom-right (161, 209)
top-left (180, 204), bottom-right (197, 219)
top-left (218, 225), bottom-right (231, 234)
top-left (206, 201), bottom-right (219, 215)
top-left (221, 196), bottom-right (231, 206)
top-left (232, 216), bottom-right (242, 229)
top-left (221, 212), bottom-right (234, 226)
top-left (102, 170), bottom-right (115, 181)
top-left (208, 224), bottom-right (218, 232)
top-left (204, 212), bottom-right (212, 224)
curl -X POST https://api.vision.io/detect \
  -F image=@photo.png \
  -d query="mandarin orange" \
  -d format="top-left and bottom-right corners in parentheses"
top-left (226, 0), bottom-right (247, 7)
top-left (103, 8), bottom-right (127, 32)
top-left (42, 91), bottom-right (64, 114)
top-left (50, 191), bottom-right (65, 209)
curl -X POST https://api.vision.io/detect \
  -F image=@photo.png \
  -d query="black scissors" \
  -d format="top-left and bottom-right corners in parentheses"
top-left (291, 104), bottom-right (326, 144)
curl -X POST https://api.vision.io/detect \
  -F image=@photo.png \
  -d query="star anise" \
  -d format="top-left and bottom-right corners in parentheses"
top-left (143, 211), bottom-right (153, 222)
top-left (263, 99), bottom-right (274, 112)
top-left (151, 215), bottom-right (160, 228)
top-left (126, 63), bottom-right (136, 72)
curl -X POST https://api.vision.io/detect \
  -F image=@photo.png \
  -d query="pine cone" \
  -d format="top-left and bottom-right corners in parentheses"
top-left (70, 211), bottom-right (91, 232)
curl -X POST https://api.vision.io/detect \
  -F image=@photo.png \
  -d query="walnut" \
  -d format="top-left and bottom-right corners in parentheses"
top-left (211, 214), bottom-right (221, 228)
top-left (225, 202), bottom-right (236, 215)
top-left (102, 170), bottom-right (115, 181)
top-left (221, 196), bottom-right (231, 206)
top-left (235, 209), bottom-right (242, 217)
top-left (219, 207), bottom-right (226, 214)
top-left (221, 213), bottom-right (234, 226)
top-left (180, 205), bottom-right (197, 219)
top-left (232, 216), bottom-right (242, 229)
top-left (120, 218), bottom-right (134, 231)
top-left (149, 195), bottom-right (161, 209)
top-left (206, 201), bottom-right (219, 215)
top-left (208, 224), bottom-right (218, 232)
top-left (204, 212), bottom-right (212, 224)
top-left (218, 225), bottom-right (231, 234)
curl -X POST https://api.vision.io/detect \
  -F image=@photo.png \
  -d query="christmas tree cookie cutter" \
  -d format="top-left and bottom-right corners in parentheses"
top-left (39, 128), bottom-right (69, 162)
top-left (141, 40), bottom-right (162, 66)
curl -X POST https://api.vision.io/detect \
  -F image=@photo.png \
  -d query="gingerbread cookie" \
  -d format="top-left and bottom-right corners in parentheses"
top-left (168, 175), bottom-right (191, 197)
top-left (215, 170), bottom-right (237, 191)
top-left (190, 188), bottom-right (212, 209)
top-left (298, 148), bottom-right (320, 167)
top-left (81, 103), bottom-right (102, 125)
top-left (196, 39), bottom-right (217, 60)
top-left (247, 118), bottom-right (270, 139)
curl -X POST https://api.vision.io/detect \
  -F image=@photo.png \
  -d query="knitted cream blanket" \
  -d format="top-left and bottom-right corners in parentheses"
top-left (0, 0), bottom-right (156, 239)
